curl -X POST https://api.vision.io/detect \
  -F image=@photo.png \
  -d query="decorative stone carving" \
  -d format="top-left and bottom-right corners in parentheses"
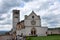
top-left (31, 20), bottom-right (36, 25)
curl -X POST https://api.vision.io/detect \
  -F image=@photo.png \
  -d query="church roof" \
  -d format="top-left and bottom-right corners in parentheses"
top-left (21, 20), bottom-right (24, 22)
top-left (17, 22), bottom-right (20, 24)
top-left (29, 11), bottom-right (38, 16)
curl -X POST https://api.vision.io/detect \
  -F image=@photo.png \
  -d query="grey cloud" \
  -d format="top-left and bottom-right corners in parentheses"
top-left (0, 14), bottom-right (7, 21)
top-left (42, 14), bottom-right (60, 27)
top-left (0, 13), bottom-right (12, 25)
top-left (36, 1), bottom-right (54, 11)
top-left (0, 0), bottom-right (25, 14)
top-left (22, 0), bottom-right (33, 2)
top-left (0, 17), bottom-right (5, 20)
top-left (0, 14), bottom-right (6, 20)
top-left (0, 19), bottom-right (12, 25)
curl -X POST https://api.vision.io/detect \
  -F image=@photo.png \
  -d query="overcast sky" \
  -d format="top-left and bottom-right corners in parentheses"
top-left (0, 0), bottom-right (60, 31)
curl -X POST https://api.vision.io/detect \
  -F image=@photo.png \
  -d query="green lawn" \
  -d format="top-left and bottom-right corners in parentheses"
top-left (26, 35), bottom-right (60, 40)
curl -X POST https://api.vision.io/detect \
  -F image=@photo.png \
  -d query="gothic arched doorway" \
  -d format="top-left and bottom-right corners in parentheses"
top-left (31, 27), bottom-right (37, 36)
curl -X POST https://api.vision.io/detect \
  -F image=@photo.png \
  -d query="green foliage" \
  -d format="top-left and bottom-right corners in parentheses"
top-left (48, 34), bottom-right (60, 36)
top-left (26, 35), bottom-right (60, 40)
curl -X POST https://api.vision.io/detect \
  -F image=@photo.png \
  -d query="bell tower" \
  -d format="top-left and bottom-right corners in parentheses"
top-left (13, 10), bottom-right (20, 31)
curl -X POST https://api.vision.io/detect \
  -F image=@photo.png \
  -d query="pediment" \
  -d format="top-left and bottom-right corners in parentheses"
top-left (25, 11), bottom-right (40, 20)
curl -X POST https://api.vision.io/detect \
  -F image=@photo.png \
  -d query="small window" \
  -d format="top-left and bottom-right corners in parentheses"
top-left (15, 11), bottom-right (18, 14)
top-left (15, 16), bottom-right (18, 18)
top-left (32, 16), bottom-right (34, 18)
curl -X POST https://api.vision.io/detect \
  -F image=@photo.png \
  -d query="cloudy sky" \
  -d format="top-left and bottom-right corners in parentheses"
top-left (0, 0), bottom-right (60, 31)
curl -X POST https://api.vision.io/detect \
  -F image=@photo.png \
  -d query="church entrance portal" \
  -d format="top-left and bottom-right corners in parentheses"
top-left (31, 27), bottom-right (37, 36)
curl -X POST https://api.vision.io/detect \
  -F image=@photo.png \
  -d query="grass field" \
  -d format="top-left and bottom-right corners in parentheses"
top-left (26, 35), bottom-right (60, 40)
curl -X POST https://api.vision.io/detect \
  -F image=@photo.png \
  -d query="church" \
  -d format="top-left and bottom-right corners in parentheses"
top-left (0, 10), bottom-right (60, 40)
top-left (13, 10), bottom-right (48, 36)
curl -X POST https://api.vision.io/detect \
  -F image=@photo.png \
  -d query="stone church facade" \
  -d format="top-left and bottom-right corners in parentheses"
top-left (16, 11), bottom-right (48, 36)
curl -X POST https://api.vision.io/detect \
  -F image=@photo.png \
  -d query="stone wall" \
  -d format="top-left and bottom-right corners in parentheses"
top-left (0, 35), bottom-right (12, 40)
top-left (16, 27), bottom-right (48, 36)
top-left (48, 29), bottom-right (60, 34)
